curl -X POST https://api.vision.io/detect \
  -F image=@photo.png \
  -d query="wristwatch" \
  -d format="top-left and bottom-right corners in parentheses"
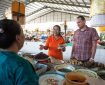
top-left (90, 58), bottom-right (94, 61)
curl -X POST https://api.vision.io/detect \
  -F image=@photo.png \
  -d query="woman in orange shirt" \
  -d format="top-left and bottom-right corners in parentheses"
top-left (40, 25), bottom-right (65, 60)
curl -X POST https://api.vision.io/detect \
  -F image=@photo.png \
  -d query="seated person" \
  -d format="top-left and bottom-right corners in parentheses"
top-left (0, 19), bottom-right (39, 85)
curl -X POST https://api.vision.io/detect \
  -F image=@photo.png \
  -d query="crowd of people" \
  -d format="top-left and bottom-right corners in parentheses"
top-left (24, 30), bottom-right (49, 42)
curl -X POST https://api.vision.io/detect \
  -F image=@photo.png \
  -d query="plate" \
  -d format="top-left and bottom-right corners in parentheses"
top-left (74, 69), bottom-right (98, 78)
top-left (54, 64), bottom-right (75, 74)
top-left (39, 74), bottom-right (65, 85)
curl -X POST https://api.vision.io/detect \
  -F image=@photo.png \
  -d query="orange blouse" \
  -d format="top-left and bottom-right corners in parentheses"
top-left (45, 35), bottom-right (65, 60)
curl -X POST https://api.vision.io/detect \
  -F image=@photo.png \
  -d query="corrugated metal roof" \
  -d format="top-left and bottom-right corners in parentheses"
top-left (0, 0), bottom-right (90, 22)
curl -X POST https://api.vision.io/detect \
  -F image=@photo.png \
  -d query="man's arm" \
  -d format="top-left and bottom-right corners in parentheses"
top-left (70, 32), bottom-right (76, 59)
top-left (90, 28), bottom-right (99, 60)
top-left (90, 41), bottom-right (97, 60)
top-left (70, 44), bottom-right (75, 59)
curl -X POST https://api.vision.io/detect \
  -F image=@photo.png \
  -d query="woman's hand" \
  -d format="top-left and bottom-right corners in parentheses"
top-left (39, 45), bottom-right (44, 50)
top-left (58, 44), bottom-right (66, 52)
top-left (61, 46), bottom-right (65, 52)
top-left (39, 45), bottom-right (48, 50)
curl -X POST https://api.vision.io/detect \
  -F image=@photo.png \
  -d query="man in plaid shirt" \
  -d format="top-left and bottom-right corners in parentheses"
top-left (71, 16), bottom-right (99, 61)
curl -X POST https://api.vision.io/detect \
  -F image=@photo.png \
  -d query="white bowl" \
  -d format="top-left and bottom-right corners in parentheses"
top-left (54, 64), bottom-right (75, 75)
top-left (74, 69), bottom-right (98, 78)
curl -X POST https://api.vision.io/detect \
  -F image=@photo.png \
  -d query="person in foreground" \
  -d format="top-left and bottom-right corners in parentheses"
top-left (0, 19), bottom-right (39, 85)
top-left (71, 16), bottom-right (99, 62)
top-left (39, 25), bottom-right (65, 60)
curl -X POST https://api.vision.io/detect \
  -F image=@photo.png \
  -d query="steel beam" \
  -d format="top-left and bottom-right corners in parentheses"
top-left (29, 0), bottom-right (90, 8)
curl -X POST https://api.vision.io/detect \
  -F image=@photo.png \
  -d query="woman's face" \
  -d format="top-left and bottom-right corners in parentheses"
top-left (53, 26), bottom-right (60, 36)
top-left (16, 25), bottom-right (25, 50)
top-left (20, 27), bottom-right (25, 48)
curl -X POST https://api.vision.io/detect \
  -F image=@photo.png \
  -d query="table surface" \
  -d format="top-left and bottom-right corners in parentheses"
top-left (87, 77), bottom-right (105, 85)
top-left (23, 54), bottom-right (105, 85)
top-left (38, 63), bottom-right (105, 85)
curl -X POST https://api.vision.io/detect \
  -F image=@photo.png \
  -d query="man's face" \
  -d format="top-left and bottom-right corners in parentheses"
top-left (76, 18), bottom-right (86, 29)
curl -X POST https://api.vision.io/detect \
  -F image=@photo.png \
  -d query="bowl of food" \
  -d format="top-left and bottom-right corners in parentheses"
top-left (49, 57), bottom-right (65, 64)
top-left (65, 72), bottom-right (88, 85)
top-left (39, 73), bottom-right (65, 85)
top-left (34, 63), bottom-right (47, 75)
top-left (34, 52), bottom-right (51, 63)
top-left (97, 70), bottom-right (105, 80)
top-left (74, 69), bottom-right (98, 78)
top-left (22, 53), bottom-right (36, 58)
top-left (54, 64), bottom-right (75, 75)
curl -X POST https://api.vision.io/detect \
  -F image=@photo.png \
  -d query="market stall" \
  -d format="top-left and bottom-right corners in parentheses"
top-left (22, 52), bottom-right (105, 85)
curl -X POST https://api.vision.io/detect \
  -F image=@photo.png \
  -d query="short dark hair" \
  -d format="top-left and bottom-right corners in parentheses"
top-left (53, 25), bottom-right (61, 31)
top-left (0, 19), bottom-right (21, 49)
top-left (77, 15), bottom-right (85, 21)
